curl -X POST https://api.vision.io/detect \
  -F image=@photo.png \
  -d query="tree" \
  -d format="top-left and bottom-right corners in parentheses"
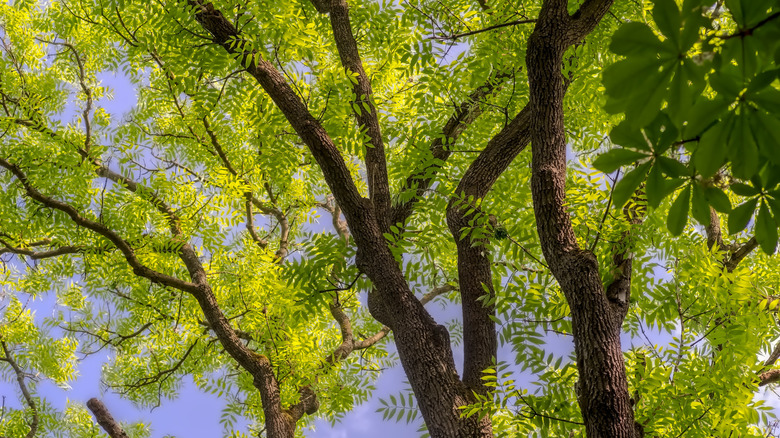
top-left (1, 0), bottom-right (780, 437)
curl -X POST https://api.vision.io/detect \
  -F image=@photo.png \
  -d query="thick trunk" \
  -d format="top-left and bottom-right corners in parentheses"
top-left (359, 206), bottom-right (493, 437)
top-left (526, 1), bottom-right (635, 437)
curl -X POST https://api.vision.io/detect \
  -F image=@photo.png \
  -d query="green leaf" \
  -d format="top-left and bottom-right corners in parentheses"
top-left (691, 183), bottom-right (711, 226)
top-left (756, 200), bottom-right (778, 254)
top-left (624, 65), bottom-right (676, 129)
top-left (767, 192), bottom-right (780, 220)
top-left (729, 111), bottom-right (759, 179)
top-left (751, 88), bottom-right (780, 114)
top-left (610, 22), bottom-right (669, 56)
top-left (668, 185), bottom-right (691, 235)
top-left (730, 182), bottom-right (759, 197)
top-left (592, 148), bottom-right (648, 173)
top-left (603, 57), bottom-right (667, 104)
top-left (610, 120), bottom-right (652, 151)
top-left (704, 186), bottom-right (732, 213)
top-left (679, 11), bottom-right (708, 51)
top-left (653, 0), bottom-right (681, 49)
top-left (708, 69), bottom-right (743, 99)
top-left (684, 97), bottom-right (729, 138)
top-left (657, 156), bottom-right (689, 177)
top-left (754, 112), bottom-right (780, 165)
top-left (728, 198), bottom-right (758, 235)
top-left (667, 63), bottom-right (694, 126)
top-left (693, 117), bottom-right (730, 177)
top-left (612, 162), bottom-right (652, 208)
top-left (646, 163), bottom-right (665, 209)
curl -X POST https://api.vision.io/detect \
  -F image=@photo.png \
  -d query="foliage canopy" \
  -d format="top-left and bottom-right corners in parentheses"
top-left (0, 0), bottom-right (780, 437)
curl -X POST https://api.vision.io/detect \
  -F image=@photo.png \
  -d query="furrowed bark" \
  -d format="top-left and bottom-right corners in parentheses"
top-left (190, 3), bottom-right (491, 436)
top-left (86, 398), bottom-right (129, 438)
top-left (328, 0), bottom-right (392, 229)
top-left (446, 105), bottom-right (531, 395)
top-left (526, 1), bottom-right (635, 437)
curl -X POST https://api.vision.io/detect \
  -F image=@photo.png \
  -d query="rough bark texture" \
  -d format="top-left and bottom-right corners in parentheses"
top-left (328, 0), bottom-right (392, 230)
top-left (86, 398), bottom-right (129, 438)
top-left (446, 105), bottom-right (532, 395)
top-left (526, 1), bottom-right (637, 437)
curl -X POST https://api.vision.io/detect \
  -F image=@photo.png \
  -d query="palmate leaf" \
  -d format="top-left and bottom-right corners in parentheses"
top-left (683, 97), bottom-right (729, 138)
top-left (703, 185), bottom-right (732, 213)
top-left (612, 162), bottom-right (652, 208)
top-left (652, 0), bottom-right (681, 50)
top-left (592, 148), bottom-right (649, 174)
top-left (728, 198), bottom-right (758, 235)
top-left (609, 22), bottom-right (669, 56)
top-left (667, 184), bottom-right (691, 235)
top-left (756, 200), bottom-right (778, 254)
top-left (646, 162), bottom-right (686, 209)
top-left (610, 119), bottom-right (651, 151)
top-left (691, 183), bottom-right (711, 226)
top-left (730, 182), bottom-right (759, 197)
top-left (693, 118), bottom-right (730, 178)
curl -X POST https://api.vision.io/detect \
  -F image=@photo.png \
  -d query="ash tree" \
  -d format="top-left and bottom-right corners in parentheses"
top-left (1, 0), bottom-right (780, 437)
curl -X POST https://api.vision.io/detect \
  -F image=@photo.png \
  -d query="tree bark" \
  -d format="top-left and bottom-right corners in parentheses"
top-left (526, 1), bottom-right (637, 437)
top-left (86, 399), bottom-right (129, 438)
top-left (190, 3), bottom-right (492, 436)
top-left (446, 105), bottom-right (532, 395)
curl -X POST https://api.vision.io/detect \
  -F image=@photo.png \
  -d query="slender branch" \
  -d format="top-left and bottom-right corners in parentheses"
top-left (428, 18), bottom-right (537, 41)
top-left (35, 38), bottom-right (93, 154)
top-left (245, 199), bottom-right (269, 248)
top-left (391, 72), bottom-right (515, 227)
top-left (327, 284), bottom-right (456, 362)
top-left (201, 116), bottom-right (291, 257)
top-left (328, 0), bottom-right (391, 227)
top-left (0, 242), bottom-right (84, 259)
top-left (717, 11), bottom-right (780, 40)
top-left (0, 341), bottom-right (38, 438)
top-left (760, 369), bottom-right (780, 386)
top-left (725, 237), bottom-right (758, 272)
top-left (189, 1), bottom-right (367, 229)
top-left (6, 107), bottom-right (184, 237)
top-left (0, 157), bottom-right (200, 294)
top-left (764, 341), bottom-right (780, 368)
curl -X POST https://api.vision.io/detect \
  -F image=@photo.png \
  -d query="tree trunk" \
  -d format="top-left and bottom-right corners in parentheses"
top-left (526, 1), bottom-right (637, 436)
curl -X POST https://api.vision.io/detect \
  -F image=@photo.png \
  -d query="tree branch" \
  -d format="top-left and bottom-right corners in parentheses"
top-left (328, 0), bottom-right (391, 228)
top-left (391, 72), bottom-right (515, 227)
top-left (0, 341), bottom-right (38, 438)
top-left (725, 237), bottom-right (758, 272)
top-left (86, 398), bottom-right (129, 438)
top-left (201, 116), bottom-right (289, 259)
top-left (189, 1), bottom-right (367, 233)
top-left (428, 18), bottom-right (537, 41)
top-left (759, 369), bottom-right (780, 387)
top-left (0, 157), bottom-right (201, 294)
top-left (327, 284), bottom-right (456, 363)
top-left (445, 104), bottom-right (532, 393)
